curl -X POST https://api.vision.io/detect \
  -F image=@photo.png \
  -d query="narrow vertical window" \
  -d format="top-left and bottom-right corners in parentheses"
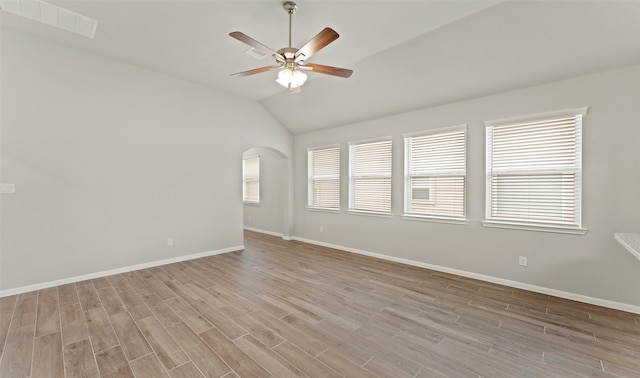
top-left (349, 139), bottom-right (392, 215)
top-left (242, 156), bottom-right (260, 204)
top-left (485, 107), bottom-right (586, 232)
top-left (404, 126), bottom-right (467, 221)
top-left (308, 146), bottom-right (340, 210)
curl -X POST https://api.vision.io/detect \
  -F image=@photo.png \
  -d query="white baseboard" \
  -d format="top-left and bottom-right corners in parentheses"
top-left (291, 236), bottom-right (640, 315)
top-left (0, 245), bottom-right (244, 298)
top-left (244, 226), bottom-right (288, 240)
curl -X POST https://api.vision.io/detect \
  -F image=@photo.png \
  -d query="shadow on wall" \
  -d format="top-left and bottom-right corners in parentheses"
top-left (243, 146), bottom-right (289, 237)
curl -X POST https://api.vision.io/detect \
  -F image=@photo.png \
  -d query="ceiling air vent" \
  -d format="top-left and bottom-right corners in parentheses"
top-left (244, 47), bottom-right (267, 60)
top-left (0, 0), bottom-right (98, 39)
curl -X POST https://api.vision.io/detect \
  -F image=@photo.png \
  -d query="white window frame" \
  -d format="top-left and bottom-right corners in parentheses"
top-left (403, 125), bottom-right (468, 224)
top-left (242, 155), bottom-right (260, 204)
top-left (483, 107), bottom-right (588, 234)
top-left (348, 137), bottom-right (393, 217)
top-left (307, 145), bottom-right (341, 211)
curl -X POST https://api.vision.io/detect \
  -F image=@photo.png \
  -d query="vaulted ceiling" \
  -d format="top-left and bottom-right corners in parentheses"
top-left (2, 1), bottom-right (640, 134)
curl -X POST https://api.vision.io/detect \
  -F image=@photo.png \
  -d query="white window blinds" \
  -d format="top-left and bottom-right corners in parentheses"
top-left (404, 126), bottom-right (467, 220)
top-left (308, 146), bottom-right (340, 210)
top-left (349, 139), bottom-right (392, 214)
top-left (242, 156), bottom-right (260, 203)
top-left (485, 108), bottom-right (586, 228)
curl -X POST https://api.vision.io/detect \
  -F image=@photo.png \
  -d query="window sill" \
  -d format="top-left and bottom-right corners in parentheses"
top-left (243, 202), bottom-right (260, 206)
top-left (482, 220), bottom-right (587, 235)
top-left (402, 214), bottom-right (468, 225)
top-left (306, 207), bottom-right (341, 214)
top-left (348, 210), bottom-right (393, 218)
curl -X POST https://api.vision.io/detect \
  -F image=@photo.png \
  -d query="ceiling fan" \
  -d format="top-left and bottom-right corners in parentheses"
top-left (229, 1), bottom-right (353, 93)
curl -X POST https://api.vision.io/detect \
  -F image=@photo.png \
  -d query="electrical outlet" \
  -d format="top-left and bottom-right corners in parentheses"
top-left (518, 256), bottom-right (528, 267)
top-left (248, 215), bottom-right (252, 221)
top-left (320, 226), bottom-right (324, 233)
top-left (167, 238), bottom-right (173, 247)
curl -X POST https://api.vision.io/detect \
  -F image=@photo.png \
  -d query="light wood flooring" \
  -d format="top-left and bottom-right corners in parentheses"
top-left (1, 230), bottom-right (640, 377)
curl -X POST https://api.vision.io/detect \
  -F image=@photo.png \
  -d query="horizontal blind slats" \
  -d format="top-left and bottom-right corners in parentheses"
top-left (242, 157), bottom-right (259, 180)
top-left (242, 157), bottom-right (260, 202)
top-left (243, 181), bottom-right (259, 203)
top-left (309, 147), bottom-right (340, 209)
top-left (405, 128), bottom-right (466, 219)
top-left (408, 130), bottom-right (466, 175)
top-left (486, 112), bottom-right (582, 226)
top-left (350, 140), bottom-right (392, 213)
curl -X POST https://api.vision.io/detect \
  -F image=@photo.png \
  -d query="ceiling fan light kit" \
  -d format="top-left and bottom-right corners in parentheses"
top-left (229, 1), bottom-right (353, 93)
top-left (276, 68), bottom-right (307, 89)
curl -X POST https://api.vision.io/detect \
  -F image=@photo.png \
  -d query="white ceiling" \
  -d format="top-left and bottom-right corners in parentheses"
top-left (2, 1), bottom-right (640, 134)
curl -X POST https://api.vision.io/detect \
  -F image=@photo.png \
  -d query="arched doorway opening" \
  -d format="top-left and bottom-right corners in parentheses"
top-left (242, 146), bottom-right (291, 239)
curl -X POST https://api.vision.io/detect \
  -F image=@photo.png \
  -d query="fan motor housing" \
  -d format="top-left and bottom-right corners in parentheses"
top-left (277, 47), bottom-right (298, 59)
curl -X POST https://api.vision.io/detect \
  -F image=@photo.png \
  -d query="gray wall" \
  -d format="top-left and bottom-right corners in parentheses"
top-left (243, 147), bottom-right (287, 236)
top-left (0, 30), bottom-right (292, 292)
top-left (292, 65), bottom-right (640, 308)
top-left (2, 28), bottom-right (639, 311)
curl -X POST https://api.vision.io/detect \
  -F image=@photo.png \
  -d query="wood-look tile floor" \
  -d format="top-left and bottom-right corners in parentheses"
top-left (1, 231), bottom-right (640, 377)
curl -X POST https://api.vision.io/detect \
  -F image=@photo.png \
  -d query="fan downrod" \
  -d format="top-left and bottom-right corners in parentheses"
top-left (283, 2), bottom-right (297, 49)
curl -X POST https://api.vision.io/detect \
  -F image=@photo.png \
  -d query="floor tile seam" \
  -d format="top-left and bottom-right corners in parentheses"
top-left (0, 295), bottom-right (19, 362)
top-left (136, 311), bottom-right (191, 371)
top-left (273, 341), bottom-right (346, 378)
top-left (228, 334), bottom-right (281, 377)
top-left (25, 291), bottom-right (39, 378)
top-left (53, 292), bottom-right (74, 378)
top-left (180, 324), bottom-right (234, 377)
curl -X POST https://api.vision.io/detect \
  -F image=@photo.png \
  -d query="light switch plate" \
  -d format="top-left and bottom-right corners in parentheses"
top-left (0, 183), bottom-right (16, 194)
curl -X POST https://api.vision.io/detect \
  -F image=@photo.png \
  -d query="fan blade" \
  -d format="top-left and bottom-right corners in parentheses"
top-left (230, 65), bottom-right (282, 77)
top-left (229, 31), bottom-right (283, 60)
top-left (294, 27), bottom-right (339, 61)
top-left (303, 63), bottom-right (353, 78)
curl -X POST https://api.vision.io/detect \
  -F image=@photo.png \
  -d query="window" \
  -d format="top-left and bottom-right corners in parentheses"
top-left (349, 139), bottom-right (392, 215)
top-left (308, 146), bottom-right (340, 210)
top-left (242, 156), bottom-right (260, 203)
top-left (485, 107), bottom-right (587, 233)
top-left (404, 125), bottom-right (467, 221)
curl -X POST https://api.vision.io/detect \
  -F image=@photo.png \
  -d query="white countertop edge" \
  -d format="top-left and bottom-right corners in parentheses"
top-left (614, 233), bottom-right (640, 261)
